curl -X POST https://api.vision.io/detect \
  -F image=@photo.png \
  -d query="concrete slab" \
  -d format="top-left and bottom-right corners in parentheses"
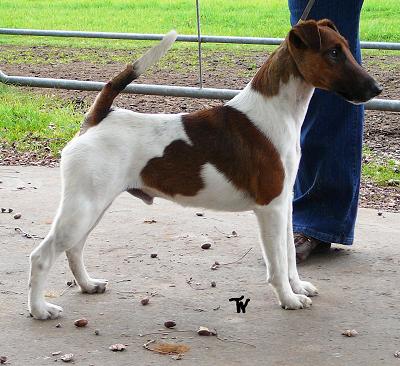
top-left (0, 166), bottom-right (399, 365)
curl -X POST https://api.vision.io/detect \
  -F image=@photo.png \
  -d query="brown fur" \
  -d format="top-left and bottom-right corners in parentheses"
top-left (287, 19), bottom-right (354, 91)
top-left (251, 42), bottom-right (301, 97)
top-left (80, 65), bottom-right (138, 134)
top-left (140, 106), bottom-right (285, 205)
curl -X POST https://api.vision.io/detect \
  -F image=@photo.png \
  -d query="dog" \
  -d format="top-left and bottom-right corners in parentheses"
top-left (28, 19), bottom-right (382, 319)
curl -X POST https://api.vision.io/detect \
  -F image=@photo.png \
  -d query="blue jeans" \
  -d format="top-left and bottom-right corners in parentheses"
top-left (288, 0), bottom-right (364, 245)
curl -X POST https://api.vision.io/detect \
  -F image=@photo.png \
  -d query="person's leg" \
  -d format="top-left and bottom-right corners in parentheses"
top-left (288, 0), bottom-right (364, 247)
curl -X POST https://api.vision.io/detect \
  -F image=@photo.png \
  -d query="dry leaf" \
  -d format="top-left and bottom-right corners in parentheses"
top-left (44, 291), bottom-right (58, 298)
top-left (152, 343), bottom-right (190, 355)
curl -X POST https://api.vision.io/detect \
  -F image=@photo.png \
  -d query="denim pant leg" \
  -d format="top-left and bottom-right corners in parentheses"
top-left (288, 0), bottom-right (364, 245)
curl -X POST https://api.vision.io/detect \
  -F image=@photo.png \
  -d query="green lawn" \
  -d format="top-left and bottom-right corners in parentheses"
top-left (1, 83), bottom-right (399, 187)
top-left (0, 0), bottom-right (398, 49)
top-left (0, 84), bottom-right (81, 157)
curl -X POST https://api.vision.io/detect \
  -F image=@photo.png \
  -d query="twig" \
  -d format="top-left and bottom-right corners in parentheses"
top-left (214, 226), bottom-right (238, 238)
top-left (116, 290), bottom-right (159, 296)
top-left (59, 282), bottom-right (76, 297)
top-left (143, 339), bottom-right (156, 350)
top-left (139, 330), bottom-right (194, 337)
top-left (116, 279), bottom-right (132, 283)
top-left (1, 290), bottom-right (22, 295)
top-left (186, 277), bottom-right (207, 291)
top-left (216, 336), bottom-right (256, 348)
top-left (219, 247), bottom-right (253, 266)
top-left (14, 227), bottom-right (44, 239)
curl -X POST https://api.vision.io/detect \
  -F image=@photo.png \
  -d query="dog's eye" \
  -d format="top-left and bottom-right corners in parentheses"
top-left (329, 49), bottom-right (339, 58)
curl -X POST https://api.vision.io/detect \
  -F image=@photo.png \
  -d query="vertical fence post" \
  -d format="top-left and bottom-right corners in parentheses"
top-left (196, 0), bottom-right (203, 88)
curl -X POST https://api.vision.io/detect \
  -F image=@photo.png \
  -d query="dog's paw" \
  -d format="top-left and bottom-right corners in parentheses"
top-left (290, 280), bottom-right (318, 297)
top-left (30, 301), bottom-right (63, 320)
top-left (80, 278), bottom-right (108, 294)
top-left (280, 294), bottom-right (312, 310)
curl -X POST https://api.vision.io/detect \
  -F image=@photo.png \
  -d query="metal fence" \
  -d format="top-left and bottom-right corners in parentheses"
top-left (0, 27), bottom-right (399, 112)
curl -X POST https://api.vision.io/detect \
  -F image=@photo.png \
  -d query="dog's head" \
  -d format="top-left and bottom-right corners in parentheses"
top-left (287, 19), bottom-right (382, 104)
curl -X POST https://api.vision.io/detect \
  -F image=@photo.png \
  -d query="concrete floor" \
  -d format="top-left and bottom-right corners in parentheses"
top-left (0, 166), bottom-right (399, 366)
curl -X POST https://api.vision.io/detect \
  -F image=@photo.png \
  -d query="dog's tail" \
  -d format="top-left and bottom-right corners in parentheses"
top-left (80, 30), bottom-right (178, 134)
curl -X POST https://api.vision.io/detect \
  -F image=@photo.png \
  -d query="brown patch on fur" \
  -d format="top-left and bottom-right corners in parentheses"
top-left (251, 42), bottom-right (301, 97)
top-left (80, 65), bottom-right (138, 134)
top-left (141, 106), bottom-right (284, 206)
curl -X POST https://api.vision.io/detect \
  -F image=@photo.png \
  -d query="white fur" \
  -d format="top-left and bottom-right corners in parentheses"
top-left (28, 64), bottom-right (319, 321)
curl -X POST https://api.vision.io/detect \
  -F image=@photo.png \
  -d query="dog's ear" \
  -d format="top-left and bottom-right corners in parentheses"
top-left (317, 19), bottom-right (339, 33)
top-left (289, 20), bottom-right (321, 50)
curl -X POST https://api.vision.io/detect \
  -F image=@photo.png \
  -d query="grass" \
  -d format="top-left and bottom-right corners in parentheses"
top-left (1, 82), bottom-right (398, 188)
top-left (0, 1), bottom-right (399, 188)
top-left (0, 0), bottom-right (398, 50)
top-left (0, 84), bottom-right (81, 157)
top-left (362, 148), bottom-right (400, 186)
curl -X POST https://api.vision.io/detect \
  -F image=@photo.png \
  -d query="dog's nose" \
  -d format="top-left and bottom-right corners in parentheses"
top-left (371, 81), bottom-right (383, 97)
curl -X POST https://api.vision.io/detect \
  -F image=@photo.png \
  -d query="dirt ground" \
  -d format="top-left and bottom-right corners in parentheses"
top-left (1, 166), bottom-right (400, 366)
top-left (1, 45), bottom-right (399, 212)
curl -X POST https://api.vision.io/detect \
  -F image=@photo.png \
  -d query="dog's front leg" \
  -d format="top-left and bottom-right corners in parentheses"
top-left (286, 198), bottom-right (318, 297)
top-left (254, 199), bottom-right (311, 309)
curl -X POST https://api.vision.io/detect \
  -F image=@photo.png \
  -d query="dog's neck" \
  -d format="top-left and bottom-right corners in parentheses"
top-left (228, 41), bottom-right (314, 131)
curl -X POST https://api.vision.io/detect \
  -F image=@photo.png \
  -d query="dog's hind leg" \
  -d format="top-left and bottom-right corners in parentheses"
top-left (29, 193), bottom-right (113, 320)
top-left (65, 207), bottom-right (109, 294)
top-left (254, 197), bottom-right (312, 310)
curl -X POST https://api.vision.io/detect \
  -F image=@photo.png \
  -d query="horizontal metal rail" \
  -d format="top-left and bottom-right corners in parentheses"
top-left (1, 70), bottom-right (399, 112)
top-left (0, 28), bottom-right (399, 50)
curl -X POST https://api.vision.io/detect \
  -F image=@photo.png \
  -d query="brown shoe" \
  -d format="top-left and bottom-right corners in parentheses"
top-left (294, 233), bottom-right (331, 263)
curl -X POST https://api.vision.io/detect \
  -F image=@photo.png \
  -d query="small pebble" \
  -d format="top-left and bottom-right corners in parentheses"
top-left (0, 356), bottom-right (7, 364)
top-left (141, 297), bottom-right (150, 305)
top-left (211, 281), bottom-right (216, 287)
top-left (196, 212), bottom-right (204, 216)
top-left (201, 243), bottom-right (212, 250)
top-left (394, 351), bottom-right (400, 358)
top-left (13, 213), bottom-right (21, 219)
top-left (164, 320), bottom-right (176, 328)
top-left (60, 353), bottom-right (74, 363)
top-left (150, 253), bottom-right (158, 258)
top-left (342, 329), bottom-right (358, 337)
top-left (94, 329), bottom-right (100, 336)
top-left (55, 323), bottom-right (62, 328)
top-left (74, 318), bottom-right (88, 327)
top-left (52, 351), bottom-right (61, 356)
top-left (109, 344), bottom-right (126, 352)
top-left (378, 211), bottom-right (383, 216)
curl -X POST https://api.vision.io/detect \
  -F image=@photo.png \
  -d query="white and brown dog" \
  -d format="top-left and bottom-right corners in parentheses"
top-left (29, 20), bottom-right (382, 319)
